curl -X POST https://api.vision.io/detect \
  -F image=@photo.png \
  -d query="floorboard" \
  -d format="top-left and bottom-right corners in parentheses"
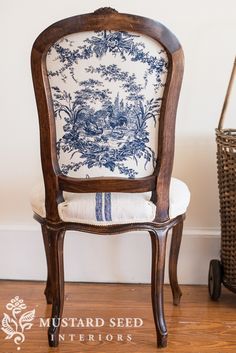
top-left (0, 281), bottom-right (236, 353)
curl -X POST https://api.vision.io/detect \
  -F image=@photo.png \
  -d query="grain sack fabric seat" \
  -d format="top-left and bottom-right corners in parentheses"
top-left (31, 178), bottom-right (190, 225)
top-left (31, 7), bottom-right (190, 348)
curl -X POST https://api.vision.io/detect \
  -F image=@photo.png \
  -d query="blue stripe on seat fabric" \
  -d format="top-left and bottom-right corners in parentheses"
top-left (95, 192), bottom-right (103, 221)
top-left (104, 192), bottom-right (112, 221)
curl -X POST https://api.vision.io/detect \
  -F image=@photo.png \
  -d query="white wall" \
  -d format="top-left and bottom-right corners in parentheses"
top-left (0, 0), bottom-right (235, 283)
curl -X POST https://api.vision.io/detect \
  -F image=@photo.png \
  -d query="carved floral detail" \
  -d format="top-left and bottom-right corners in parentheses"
top-left (94, 7), bottom-right (118, 15)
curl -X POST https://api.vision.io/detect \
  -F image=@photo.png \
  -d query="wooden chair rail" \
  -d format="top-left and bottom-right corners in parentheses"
top-left (58, 175), bottom-right (156, 193)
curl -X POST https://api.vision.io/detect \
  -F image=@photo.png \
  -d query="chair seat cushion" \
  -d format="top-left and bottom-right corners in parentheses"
top-left (30, 177), bottom-right (190, 225)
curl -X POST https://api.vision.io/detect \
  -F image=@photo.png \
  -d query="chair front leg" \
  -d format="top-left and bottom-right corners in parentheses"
top-left (169, 219), bottom-right (183, 305)
top-left (47, 226), bottom-right (65, 347)
top-left (149, 228), bottom-right (168, 348)
top-left (42, 224), bottom-right (53, 304)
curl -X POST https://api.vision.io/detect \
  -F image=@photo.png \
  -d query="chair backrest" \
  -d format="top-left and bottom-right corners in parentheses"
top-left (31, 7), bottom-right (184, 223)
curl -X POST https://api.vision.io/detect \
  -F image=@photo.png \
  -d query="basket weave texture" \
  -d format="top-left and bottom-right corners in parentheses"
top-left (216, 128), bottom-right (236, 287)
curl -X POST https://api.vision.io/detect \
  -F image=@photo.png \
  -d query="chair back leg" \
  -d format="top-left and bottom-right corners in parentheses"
top-left (169, 219), bottom-right (184, 305)
top-left (149, 228), bottom-right (168, 348)
top-left (42, 225), bottom-right (53, 304)
top-left (45, 226), bottom-right (65, 347)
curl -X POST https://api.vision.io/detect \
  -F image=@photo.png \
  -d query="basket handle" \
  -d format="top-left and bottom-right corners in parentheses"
top-left (218, 57), bottom-right (236, 129)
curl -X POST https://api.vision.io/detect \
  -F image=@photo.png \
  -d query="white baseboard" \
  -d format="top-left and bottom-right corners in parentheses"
top-left (0, 225), bottom-right (220, 284)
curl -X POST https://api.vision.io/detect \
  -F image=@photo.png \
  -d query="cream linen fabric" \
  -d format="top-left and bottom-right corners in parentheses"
top-left (30, 177), bottom-right (190, 225)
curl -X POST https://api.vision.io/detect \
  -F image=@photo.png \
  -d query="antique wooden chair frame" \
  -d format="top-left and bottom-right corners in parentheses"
top-left (31, 7), bottom-right (184, 348)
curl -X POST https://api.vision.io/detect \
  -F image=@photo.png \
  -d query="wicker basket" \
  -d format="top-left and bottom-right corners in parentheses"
top-left (216, 58), bottom-right (236, 291)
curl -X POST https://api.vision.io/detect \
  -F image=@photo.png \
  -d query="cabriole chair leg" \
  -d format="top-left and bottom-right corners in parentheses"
top-left (46, 227), bottom-right (65, 347)
top-left (149, 228), bottom-right (168, 348)
top-left (169, 220), bottom-right (183, 306)
top-left (42, 225), bottom-right (53, 304)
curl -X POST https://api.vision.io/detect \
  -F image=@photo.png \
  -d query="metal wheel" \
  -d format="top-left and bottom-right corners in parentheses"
top-left (208, 259), bottom-right (222, 301)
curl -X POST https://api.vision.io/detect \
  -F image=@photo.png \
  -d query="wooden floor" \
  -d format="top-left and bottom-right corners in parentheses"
top-left (0, 281), bottom-right (236, 353)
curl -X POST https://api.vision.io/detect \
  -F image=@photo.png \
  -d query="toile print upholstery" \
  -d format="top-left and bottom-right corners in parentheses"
top-left (31, 30), bottom-right (190, 224)
top-left (46, 30), bottom-right (168, 178)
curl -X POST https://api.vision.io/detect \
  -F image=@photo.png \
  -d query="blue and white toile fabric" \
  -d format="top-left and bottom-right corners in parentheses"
top-left (46, 30), bottom-right (168, 178)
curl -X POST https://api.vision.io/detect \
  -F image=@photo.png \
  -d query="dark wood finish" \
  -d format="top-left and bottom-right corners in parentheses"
top-left (169, 220), bottom-right (184, 305)
top-left (47, 226), bottom-right (65, 347)
top-left (93, 7), bottom-right (118, 15)
top-left (31, 7), bottom-right (185, 348)
top-left (150, 229), bottom-right (168, 347)
top-left (36, 213), bottom-right (183, 238)
top-left (155, 49), bottom-right (184, 222)
top-left (41, 224), bottom-right (53, 304)
top-left (58, 175), bottom-right (157, 193)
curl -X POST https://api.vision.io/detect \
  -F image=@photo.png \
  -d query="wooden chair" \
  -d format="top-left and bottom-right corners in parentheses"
top-left (30, 7), bottom-right (190, 348)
